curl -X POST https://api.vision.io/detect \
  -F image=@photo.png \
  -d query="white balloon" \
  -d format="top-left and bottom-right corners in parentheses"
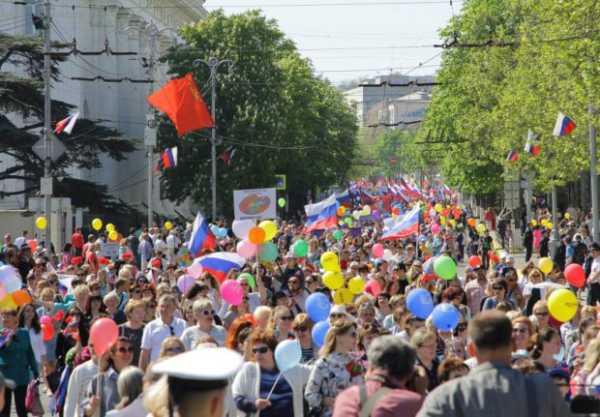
top-left (232, 219), bottom-right (255, 239)
top-left (0, 266), bottom-right (21, 293)
top-left (382, 249), bottom-right (393, 262)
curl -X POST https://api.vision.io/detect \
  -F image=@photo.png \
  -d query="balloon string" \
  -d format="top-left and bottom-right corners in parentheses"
top-left (266, 373), bottom-right (282, 401)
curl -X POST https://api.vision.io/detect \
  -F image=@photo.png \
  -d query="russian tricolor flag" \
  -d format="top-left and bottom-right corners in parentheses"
top-left (304, 194), bottom-right (338, 233)
top-left (194, 252), bottom-right (245, 283)
top-left (187, 212), bottom-right (217, 258)
top-left (54, 112), bottom-right (79, 135)
top-left (553, 112), bottom-right (576, 137)
top-left (506, 150), bottom-right (519, 162)
top-left (161, 146), bottom-right (178, 169)
top-left (381, 205), bottom-right (420, 240)
top-left (335, 189), bottom-right (352, 207)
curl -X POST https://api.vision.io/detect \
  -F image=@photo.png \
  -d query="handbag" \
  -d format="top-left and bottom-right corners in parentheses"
top-left (25, 379), bottom-right (44, 416)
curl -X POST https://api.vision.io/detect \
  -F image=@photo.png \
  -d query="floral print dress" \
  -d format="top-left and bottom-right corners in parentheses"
top-left (305, 352), bottom-right (364, 417)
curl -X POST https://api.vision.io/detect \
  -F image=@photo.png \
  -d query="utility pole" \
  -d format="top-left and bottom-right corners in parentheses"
top-left (590, 104), bottom-right (599, 242)
top-left (145, 24), bottom-right (158, 230)
top-left (193, 57), bottom-right (232, 220)
top-left (550, 184), bottom-right (559, 257)
top-left (42, 0), bottom-right (53, 253)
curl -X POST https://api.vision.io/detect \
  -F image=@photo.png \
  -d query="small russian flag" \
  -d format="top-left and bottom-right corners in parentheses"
top-left (194, 252), bottom-right (246, 283)
top-left (187, 212), bottom-right (217, 258)
top-left (553, 112), bottom-right (576, 137)
top-left (507, 150), bottom-right (519, 162)
top-left (160, 146), bottom-right (178, 170)
top-left (54, 112), bottom-right (79, 135)
top-left (524, 130), bottom-right (541, 156)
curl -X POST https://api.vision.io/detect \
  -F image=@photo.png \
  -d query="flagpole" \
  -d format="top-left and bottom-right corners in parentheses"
top-left (590, 104), bottom-right (599, 242)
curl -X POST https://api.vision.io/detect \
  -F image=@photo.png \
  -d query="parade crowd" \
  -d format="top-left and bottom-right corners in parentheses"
top-left (0, 196), bottom-right (595, 417)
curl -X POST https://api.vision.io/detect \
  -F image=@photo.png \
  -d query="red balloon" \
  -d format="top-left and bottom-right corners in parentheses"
top-left (42, 323), bottom-right (54, 342)
top-left (565, 263), bottom-right (586, 288)
top-left (365, 280), bottom-right (382, 297)
top-left (468, 256), bottom-right (482, 268)
top-left (89, 318), bottom-right (119, 357)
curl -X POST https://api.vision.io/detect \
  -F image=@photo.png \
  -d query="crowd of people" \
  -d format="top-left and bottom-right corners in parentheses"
top-left (0, 200), bottom-right (596, 417)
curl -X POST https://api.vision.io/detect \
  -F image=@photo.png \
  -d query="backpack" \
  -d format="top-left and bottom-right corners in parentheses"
top-left (358, 384), bottom-right (391, 417)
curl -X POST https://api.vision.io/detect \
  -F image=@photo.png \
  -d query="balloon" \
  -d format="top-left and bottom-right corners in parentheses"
top-left (164, 221), bottom-right (174, 231)
top-left (433, 255), bottom-right (457, 280)
top-left (232, 219), bottom-right (255, 239)
top-left (0, 266), bottom-right (22, 293)
top-left (431, 303), bottom-right (461, 331)
top-left (344, 217), bottom-right (353, 226)
top-left (258, 220), bottom-right (277, 241)
top-left (220, 280), bottom-right (244, 306)
top-left (27, 239), bottom-right (37, 253)
top-left (565, 263), bottom-right (586, 288)
top-left (365, 280), bottom-right (382, 297)
top-left (39, 315), bottom-right (52, 326)
top-left (348, 276), bottom-right (365, 294)
top-left (323, 271), bottom-right (344, 290)
top-left (431, 223), bottom-right (441, 235)
top-left (336, 206), bottom-right (346, 217)
top-left (259, 241), bottom-right (278, 263)
top-left (546, 222), bottom-right (553, 230)
top-left (177, 275), bottom-right (196, 294)
top-left (42, 323), bottom-right (54, 342)
top-left (565, 212), bottom-right (571, 220)
top-left (423, 257), bottom-right (435, 274)
top-left (332, 230), bottom-right (344, 241)
top-left (89, 318), bottom-right (119, 357)
top-left (467, 218), bottom-right (476, 227)
top-left (468, 256), bottom-right (482, 268)
top-left (292, 239), bottom-right (309, 257)
top-left (539, 257), bottom-right (553, 275)
top-left (239, 272), bottom-right (256, 290)
top-left (382, 249), bottom-right (393, 261)
top-left (333, 288), bottom-right (354, 305)
top-left (305, 293), bottom-right (331, 322)
top-left (277, 198), bottom-right (286, 208)
top-left (0, 294), bottom-right (16, 311)
top-left (371, 243), bottom-right (384, 259)
top-left (106, 223), bottom-right (115, 233)
top-left (352, 210), bottom-right (361, 220)
top-left (531, 219), bottom-right (538, 226)
top-left (476, 223), bottom-right (486, 234)
top-left (10, 289), bottom-right (31, 306)
top-left (407, 289), bottom-right (434, 319)
top-left (91, 218), bottom-right (102, 231)
top-left (108, 230), bottom-right (118, 241)
top-left (434, 203), bottom-right (443, 213)
top-left (311, 320), bottom-right (330, 347)
top-left (0, 285), bottom-right (6, 301)
top-left (35, 216), bottom-right (47, 230)
top-left (548, 289), bottom-right (578, 322)
top-left (274, 339), bottom-right (302, 372)
top-left (248, 227), bottom-right (266, 245)
top-left (187, 262), bottom-right (203, 279)
top-left (236, 240), bottom-right (257, 259)
top-left (320, 251), bottom-right (340, 272)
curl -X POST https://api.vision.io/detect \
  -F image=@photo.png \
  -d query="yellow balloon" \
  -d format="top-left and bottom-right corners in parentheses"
top-left (538, 257), bottom-right (553, 274)
top-left (548, 289), bottom-right (578, 322)
top-left (449, 219), bottom-right (457, 228)
top-left (109, 230), bottom-right (118, 241)
top-left (92, 218), bottom-right (103, 231)
top-left (434, 203), bottom-right (443, 213)
top-left (440, 216), bottom-right (446, 226)
top-left (348, 276), bottom-right (365, 294)
top-left (35, 216), bottom-right (47, 230)
top-left (323, 271), bottom-right (344, 290)
top-left (531, 219), bottom-right (538, 226)
top-left (476, 223), bottom-right (486, 234)
top-left (333, 288), bottom-right (354, 305)
top-left (106, 223), bottom-right (115, 233)
top-left (546, 222), bottom-right (553, 230)
top-left (258, 220), bottom-right (277, 241)
top-left (0, 294), bottom-right (17, 311)
top-left (320, 251), bottom-right (340, 272)
top-left (565, 212), bottom-right (571, 220)
top-left (164, 221), bottom-right (173, 231)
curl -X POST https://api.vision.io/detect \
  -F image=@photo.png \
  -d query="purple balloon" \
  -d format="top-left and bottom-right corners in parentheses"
top-left (177, 275), bottom-right (196, 294)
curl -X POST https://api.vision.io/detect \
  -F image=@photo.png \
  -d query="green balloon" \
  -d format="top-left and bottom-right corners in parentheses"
top-left (433, 255), bottom-right (457, 280)
top-left (293, 239), bottom-right (309, 257)
top-left (344, 217), bottom-right (353, 226)
top-left (333, 230), bottom-right (344, 241)
top-left (239, 272), bottom-right (256, 290)
top-left (259, 241), bottom-right (278, 263)
top-left (278, 198), bottom-right (286, 208)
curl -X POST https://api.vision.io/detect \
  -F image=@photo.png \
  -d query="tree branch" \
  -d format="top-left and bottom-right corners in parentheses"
top-left (0, 186), bottom-right (38, 197)
top-left (0, 47), bottom-right (15, 70)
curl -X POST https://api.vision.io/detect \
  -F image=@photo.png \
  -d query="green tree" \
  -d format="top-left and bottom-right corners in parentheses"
top-left (158, 10), bottom-right (358, 217)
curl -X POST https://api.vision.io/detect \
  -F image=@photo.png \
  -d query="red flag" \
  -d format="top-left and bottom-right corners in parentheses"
top-left (147, 73), bottom-right (214, 137)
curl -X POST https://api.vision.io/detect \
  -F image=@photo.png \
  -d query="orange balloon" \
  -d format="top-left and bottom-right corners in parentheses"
top-left (11, 289), bottom-right (32, 306)
top-left (248, 226), bottom-right (266, 245)
top-left (467, 218), bottom-right (476, 228)
top-left (27, 239), bottom-right (37, 253)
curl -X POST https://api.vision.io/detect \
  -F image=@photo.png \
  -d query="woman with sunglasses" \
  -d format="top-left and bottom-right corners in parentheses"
top-left (232, 330), bottom-right (310, 417)
top-left (180, 298), bottom-right (226, 349)
top-left (305, 319), bottom-right (363, 417)
top-left (81, 337), bottom-right (134, 417)
top-left (118, 300), bottom-right (146, 366)
top-left (292, 313), bottom-right (316, 363)
top-left (511, 316), bottom-right (534, 357)
top-left (268, 306), bottom-right (295, 343)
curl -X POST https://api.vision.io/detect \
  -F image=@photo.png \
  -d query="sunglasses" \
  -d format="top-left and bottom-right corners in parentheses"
top-left (117, 347), bottom-right (134, 353)
top-left (252, 346), bottom-right (269, 354)
top-left (492, 286), bottom-right (504, 291)
top-left (295, 326), bottom-right (308, 333)
top-left (534, 311), bottom-right (549, 316)
top-left (330, 313), bottom-right (345, 318)
top-left (165, 347), bottom-right (184, 354)
top-left (201, 310), bottom-right (215, 316)
top-left (48, 280), bottom-right (57, 285)
top-left (240, 282), bottom-right (249, 287)
top-left (513, 327), bottom-right (528, 333)
top-left (456, 324), bottom-right (468, 332)
top-left (279, 316), bottom-right (294, 321)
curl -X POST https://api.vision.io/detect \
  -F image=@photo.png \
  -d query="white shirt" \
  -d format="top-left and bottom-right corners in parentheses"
top-left (64, 360), bottom-right (98, 417)
top-left (14, 236), bottom-right (26, 249)
top-left (590, 256), bottom-right (600, 284)
top-left (105, 396), bottom-right (146, 417)
top-left (166, 234), bottom-right (179, 250)
top-left (28, 328), bottom-right (46, 364)
top-left (180, 324), bottom-right (226, 349)
top-left (141, 316), bottom-right (187, 362)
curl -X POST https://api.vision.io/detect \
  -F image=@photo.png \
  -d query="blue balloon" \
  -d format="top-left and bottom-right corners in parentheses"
top-left (311, 320), bottom-right (330, 347)
top-left (406, 289), bottom-right (434, 319)
top-left (274, 339), bottom-right (302, 372)
top-left (431, 303), bottom-right (460, 331)
top-left (423, 257), bottom-right (435, 274)
top-left (305, 293), bottom-right (331, 322)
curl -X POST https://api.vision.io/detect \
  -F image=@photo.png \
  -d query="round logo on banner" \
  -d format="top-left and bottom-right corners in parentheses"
top-left (239, 193), bottom-right (271, 215)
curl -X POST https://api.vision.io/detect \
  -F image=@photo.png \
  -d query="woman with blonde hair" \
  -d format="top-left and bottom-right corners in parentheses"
top-left (511, 316), bottom-right (534, 356)
top-left (158, 337), bottom-right (185, 359)
top-left (572, 338), bottom-right (600, 396)
top-left (106, 366), bottom-right (145, 417)
top-left (305, 319), bottom-right (363, 417)
top-left (267, 306), bottom-right (294, 342)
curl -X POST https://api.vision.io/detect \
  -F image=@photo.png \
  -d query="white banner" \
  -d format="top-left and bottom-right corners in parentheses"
top-left (233, 188), bottom-right (276, 220)
top-left (100, 242), bottom-right (119, 260)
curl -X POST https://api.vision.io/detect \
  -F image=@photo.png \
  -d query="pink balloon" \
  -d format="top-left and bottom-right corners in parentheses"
top-left (0, 285), bottom-right (8, 300)
top-left (40, 315), bottom-right (52, 326)
top-left (220, 280), bottom-right (244, 306)
top-left (187, 262), bottom-right (204, 279)
top-left (89, 318), bottom-right (119, 357)
top-left (365, 280), bottom-right (382, 297)
top-left (431, 223), bottom-right (441, 235)
top-left (236, 240), bottom-right (257, 259)
top-left (372, 243), bottom-right (384, 259)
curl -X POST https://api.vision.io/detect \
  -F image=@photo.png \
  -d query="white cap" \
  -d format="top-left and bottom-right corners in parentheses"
top-left (152, 348), bottom-right (243, 383)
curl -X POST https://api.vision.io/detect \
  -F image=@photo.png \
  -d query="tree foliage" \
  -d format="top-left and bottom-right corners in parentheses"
top-left (158, 10), bottom-right (358, 217)
top-left (423, 0), bottom-right (600, 195)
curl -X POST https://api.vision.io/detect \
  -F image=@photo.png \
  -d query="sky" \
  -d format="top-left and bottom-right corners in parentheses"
top-left (203, 0), bottom-right (460, 84)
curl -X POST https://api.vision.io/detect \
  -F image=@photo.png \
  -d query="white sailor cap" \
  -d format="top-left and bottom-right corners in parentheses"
top-left (152, 347), bottom-right (243, 387)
